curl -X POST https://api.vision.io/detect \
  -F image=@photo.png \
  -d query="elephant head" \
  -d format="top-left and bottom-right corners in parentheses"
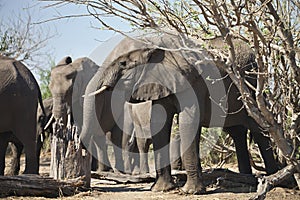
top-left (49, 56), bottom-right (99, 127)
top-left (92, 49), bottom-right (202, 100)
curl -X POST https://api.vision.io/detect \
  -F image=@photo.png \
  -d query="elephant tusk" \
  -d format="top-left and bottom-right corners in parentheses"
top-left (44, 114), bottom-right (54, 131)
top-left (83, 85), bottom-right (109, 97)
top-left (67, 112), bottom-right (72, 129)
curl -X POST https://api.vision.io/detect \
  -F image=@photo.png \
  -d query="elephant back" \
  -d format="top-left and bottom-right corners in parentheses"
top-left (0, 57), bottom-right (39, 97)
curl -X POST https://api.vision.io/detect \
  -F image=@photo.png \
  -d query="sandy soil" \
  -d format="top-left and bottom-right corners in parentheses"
top-left (3, 152), bottom-right (300, 200)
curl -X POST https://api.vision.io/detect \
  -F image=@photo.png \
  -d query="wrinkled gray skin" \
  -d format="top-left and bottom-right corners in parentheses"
top-left (122, 102), bottom-right (152, 174)
top-left (48, 57), bottom-right (114, 171)
top-left (0, 56), bottom-right (45, 175)
top-left (80, 67), bottom-right (124, 172)
top-left (81, 35), bottom-right (278, 194)
top-left (49, 57), bottom-right (98, 126)
top-left (7, 97), bottom-right (53, 175)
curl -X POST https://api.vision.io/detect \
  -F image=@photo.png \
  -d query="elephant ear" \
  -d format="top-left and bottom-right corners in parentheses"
top-left (57, 56), bottom-right (72, 66)
top-left (129, 51), bottom-right (201, 101)
top-left (72, 57), bottom-right (99, 105)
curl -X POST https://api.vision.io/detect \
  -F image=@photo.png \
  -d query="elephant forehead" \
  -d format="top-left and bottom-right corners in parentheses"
top-left (103, 33), bottom-right (200, 65)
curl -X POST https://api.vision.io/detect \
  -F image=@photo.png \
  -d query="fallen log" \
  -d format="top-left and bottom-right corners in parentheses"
top-left (91, 172), bottom-right (155, 184)
top-left (92, 168), bottom-right (258, 188)
top-left (202, 168), bottom-right (258, 186)
top-left (251, 163), bottom-right (300, 200)
top-left (0, 174), bottom-right (86, 198)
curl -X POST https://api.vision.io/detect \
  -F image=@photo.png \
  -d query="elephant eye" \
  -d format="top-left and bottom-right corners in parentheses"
top-left (119, 61), bottom-right (126, 68)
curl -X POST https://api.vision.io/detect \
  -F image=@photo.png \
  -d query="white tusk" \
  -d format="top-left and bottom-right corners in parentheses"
top-left (82, 85), bottom-right (108, 97)
top-left (67, 112), bottom-right (72, 129)
top-left (43, 114), bottom-right (54, 130)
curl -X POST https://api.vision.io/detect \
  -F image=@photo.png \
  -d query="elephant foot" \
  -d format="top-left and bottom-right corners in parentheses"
top-left (171, 158), bottom-right (183, 170)
top-left (23, 169), bottom-right (39, 175)
top-left (115, 162), bottom-right (124, 173)
top-left (6, 169), bottom-right (18, 176)
top-left (123, 167), bottom-right (133, 174)
top-left (151, 178), bottom-right (176, 192)
top-left (91, 157), bottom-right (98, 171)
top-left (97, 163), bottom-right (113, 172)
top-left (132, 165), bottom-right (141, 175)
top-left (180, 178), bottom-right (205, 195)
top-left (132, 169), bottom-right (149, 175)
top-left (23, 164), bottom-right (39, 175)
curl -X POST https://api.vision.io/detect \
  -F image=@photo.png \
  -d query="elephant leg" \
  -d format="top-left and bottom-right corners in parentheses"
top-left (0, 134), bottom-right (9, 175)
top-left (130, 140), bottom-right (141, 174)
top-left (170, 134), bottom-right (183, 170)
top-left (22, 141), bottom-right (38, 174)
top-left (15, 120), bottom-right (38, 174)
top-left (250, 129), bottom-right (278, 174)
top-left (93, 135), bottom-right (113, 172)
top-left (122, 131), bottom-right (135, 174)
top-left (36, 133), bottom-right (44, 169)
top-left (150, 102), bottom-right (175, 192)
top-left (110, 125), bottom-right (124, 172)
top-left (91, 143), bottom-right (98, 171)
top-left (136, 137), bottom-right (151, 174)
top-left (7, 141), bottom-right (23, 175)
top-left (179, 104), bottom-right (204, 194)
top-left (224, 125), bottom-right (252, 174)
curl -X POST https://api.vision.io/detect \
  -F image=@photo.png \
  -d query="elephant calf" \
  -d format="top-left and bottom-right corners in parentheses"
top-left (122, 101), bottom-right (152, 174)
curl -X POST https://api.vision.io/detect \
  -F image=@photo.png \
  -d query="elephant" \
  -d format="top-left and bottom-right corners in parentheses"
top-left (5, 97), bottom-right (53, 175)
top-left (48, 56), bottom-right (114, 171)
top-left (122, 101), bottom-right (152, 174)
top-left (80, 34), bottom-right (278, 194)
top-left (0, 55), bottom-right (45, 175)
top-left (123, 102), bottom-right (182, 174)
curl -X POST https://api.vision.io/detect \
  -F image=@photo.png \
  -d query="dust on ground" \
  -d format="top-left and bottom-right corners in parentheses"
top-left (3, 151), bottom-right (300, 200)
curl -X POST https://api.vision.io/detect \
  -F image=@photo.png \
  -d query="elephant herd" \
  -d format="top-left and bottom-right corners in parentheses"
top-left (0, 33), bottom-right (279, 194)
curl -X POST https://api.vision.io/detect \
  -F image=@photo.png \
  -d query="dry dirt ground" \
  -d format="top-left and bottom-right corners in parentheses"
top-left (3, 151), bottom-right (300, 200)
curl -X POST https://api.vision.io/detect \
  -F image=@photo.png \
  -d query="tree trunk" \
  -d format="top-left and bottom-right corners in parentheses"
top-left (50, 122), bottom-right (91, 187)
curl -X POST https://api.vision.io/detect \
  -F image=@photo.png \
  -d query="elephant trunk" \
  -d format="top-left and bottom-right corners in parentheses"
top-left (87, 67), bottom-right (121, 97)
top-left (52, 95), bottom-right (67, 124)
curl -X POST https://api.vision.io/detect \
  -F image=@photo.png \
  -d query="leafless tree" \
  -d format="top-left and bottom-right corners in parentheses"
top-left (43, 0), bottom-right (300, 198)
top-left (0, 10), bottom-right (53, 70)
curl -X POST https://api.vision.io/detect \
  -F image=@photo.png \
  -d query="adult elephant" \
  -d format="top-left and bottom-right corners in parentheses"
top-left (81, 34), bottom-right (278, 194)
top-left (0, 56), bottom-right (45, 175)
top-left (48, 57), bottom-right (117, 171)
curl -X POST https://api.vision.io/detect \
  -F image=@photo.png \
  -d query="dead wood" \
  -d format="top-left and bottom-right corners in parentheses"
top-left (251, 163), bottom-right (300, 200)
top-left (0, 174), bottom-right (87, 198)
top-left (50, 123), bottom-right (91, 187)
top-left (91, 172), bottom-right (155, 184)
top-left (171, 169), bottom-right (257, 187)
top-left (92, 168), bottom-right (257, 188)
